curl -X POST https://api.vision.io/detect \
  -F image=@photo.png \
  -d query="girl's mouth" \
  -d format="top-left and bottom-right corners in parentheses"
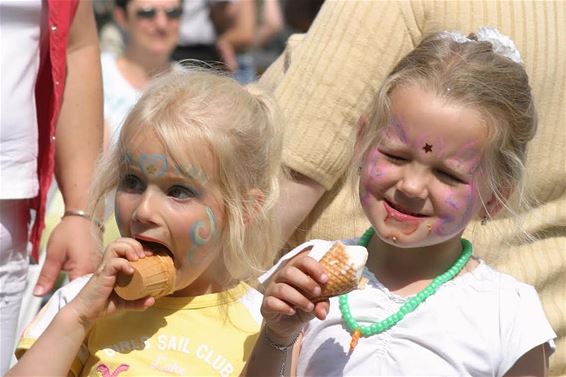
top-left (384, 200), bottom-right (427, 219)
top-left (383, 201), bottom-right (423, 235)
top-left (135, 236), bottom-right (174, 259)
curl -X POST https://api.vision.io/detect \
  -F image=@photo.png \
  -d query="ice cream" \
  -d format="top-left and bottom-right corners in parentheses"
top-left (114, 254), bottom-right (176, 300)
top-left (312, 241), bottom-right (368, 302)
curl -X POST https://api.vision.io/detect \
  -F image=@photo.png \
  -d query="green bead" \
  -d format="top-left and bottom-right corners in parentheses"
top-left (339, 233), bottom-right (473, 342)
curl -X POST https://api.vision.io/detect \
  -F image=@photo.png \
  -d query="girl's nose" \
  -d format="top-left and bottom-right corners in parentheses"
top-left (396, 165), bottom-right (429, 199)
top-left (132, 189), bottom-right (161, 226)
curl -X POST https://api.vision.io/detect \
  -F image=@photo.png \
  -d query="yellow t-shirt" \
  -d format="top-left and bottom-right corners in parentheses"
top-left (17, 276), bottom-right (262, 377)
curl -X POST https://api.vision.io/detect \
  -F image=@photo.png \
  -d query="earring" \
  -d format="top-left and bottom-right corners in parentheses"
top-left (481, 216), bottom-right (488, 226)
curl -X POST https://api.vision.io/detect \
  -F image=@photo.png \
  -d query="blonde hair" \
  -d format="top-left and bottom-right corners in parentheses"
top-left (354, 31), bottom-right (537, 226)
top-left (90, 69), bottom-right (283, 286)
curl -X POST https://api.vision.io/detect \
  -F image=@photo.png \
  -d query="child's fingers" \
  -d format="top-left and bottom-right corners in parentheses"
top-left (313, 300), bottom-right (330, 320)
top-left (124, 296), bottom-right (155, 311)
top-left (106, 238), bottom-right (144, 261)
top-left (268, 282), bottom-right (315, 313)
top-left (262, 295), bottom-right (297, 316)
top-left (276, 264), bottom-right (322, 299)
top-left (99, 256), bottom-right (135, 278)
top-left (289, 255), bottom-right (328, 285)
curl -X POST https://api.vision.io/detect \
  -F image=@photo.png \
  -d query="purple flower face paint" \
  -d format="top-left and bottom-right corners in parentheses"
top-left (359, 85), bottom-right (493, 248)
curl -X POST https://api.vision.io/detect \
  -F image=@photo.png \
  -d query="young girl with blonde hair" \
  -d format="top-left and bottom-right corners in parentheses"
top-left (244, 28), bottom-right (556, 376)
top-left (8, 69), bottom-right (282, 376)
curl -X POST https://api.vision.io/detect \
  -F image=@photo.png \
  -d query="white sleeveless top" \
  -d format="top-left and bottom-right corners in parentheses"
top-left (0, 0), bottom-right (42, 199)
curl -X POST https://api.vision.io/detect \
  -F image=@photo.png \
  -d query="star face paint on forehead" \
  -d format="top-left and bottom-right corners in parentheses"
top-left (422, 143), bottom-right (433, 153)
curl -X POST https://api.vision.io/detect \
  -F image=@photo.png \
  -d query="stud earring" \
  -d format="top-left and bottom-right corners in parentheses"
top-left (481, 216), bottom-right (488, 226)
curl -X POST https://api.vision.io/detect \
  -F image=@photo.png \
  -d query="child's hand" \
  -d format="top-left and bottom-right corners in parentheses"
top-left (67, 238), bottom-right (155, 328)
top-left (261, 249), bottom-right (330, 344)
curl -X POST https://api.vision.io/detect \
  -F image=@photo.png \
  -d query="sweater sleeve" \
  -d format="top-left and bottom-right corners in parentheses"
top-left (260, 1), bottom-right (419, 189)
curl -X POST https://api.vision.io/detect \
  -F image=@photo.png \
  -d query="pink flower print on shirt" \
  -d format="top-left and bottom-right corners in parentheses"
top-left (96, 363), bottom-right (130, 377)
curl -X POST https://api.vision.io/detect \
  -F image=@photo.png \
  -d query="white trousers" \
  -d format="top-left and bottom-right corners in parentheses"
top-left (0, 199), bottom-right (30, 374)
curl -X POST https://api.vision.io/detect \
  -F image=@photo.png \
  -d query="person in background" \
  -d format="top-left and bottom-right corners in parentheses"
top-left (172, 0), bottom-right (255, 74)
top-left (8, 69), bottom-right (283, 377)
top-left (233, 0), bottom-right (284, 84)
top-left (0, 0), bottom-right (103, 373)
top-left (103, 0), bottom-right (182, 147)
top-left (258, 1), bottom-right (566, 374)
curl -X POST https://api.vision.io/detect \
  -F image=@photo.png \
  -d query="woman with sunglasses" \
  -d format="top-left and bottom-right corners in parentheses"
top-left (102, 0), bottom-right (182, 148)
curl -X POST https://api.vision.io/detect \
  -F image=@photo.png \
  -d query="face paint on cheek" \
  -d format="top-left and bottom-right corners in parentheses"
top-left (366, 148), bottom-right (384, 180)
top-left (186, 207), bottom-right (218, 265)
top-left (139, 153), bottom-right (168, 177)
top-left (360, 148), bottom-right (385, 205)
top-left (434, 184), bottom-right (477, 236)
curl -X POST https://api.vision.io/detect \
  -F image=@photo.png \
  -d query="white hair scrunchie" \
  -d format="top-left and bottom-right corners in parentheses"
top-left (439, 27), bottom-right (522, 64)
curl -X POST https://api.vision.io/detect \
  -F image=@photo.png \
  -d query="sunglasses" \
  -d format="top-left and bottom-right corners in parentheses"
top-left (135, 7), bottom-right (182, 21)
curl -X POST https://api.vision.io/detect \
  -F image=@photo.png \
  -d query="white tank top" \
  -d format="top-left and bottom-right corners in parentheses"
top-left (0, 0), bottom-right (42, 199)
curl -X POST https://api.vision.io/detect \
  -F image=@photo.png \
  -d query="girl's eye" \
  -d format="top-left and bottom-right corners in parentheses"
top-left (167, 185), bottom-right (198, 199)
top-left (381, 151), bottom-right (407, 163)
top-left (121, 174), bottom-right (144, 192)
top-left (436, 170), bottom-right (466, 185)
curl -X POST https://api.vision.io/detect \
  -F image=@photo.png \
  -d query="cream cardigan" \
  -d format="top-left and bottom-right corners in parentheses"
top-left (260, 1), bottom-right (565, 374)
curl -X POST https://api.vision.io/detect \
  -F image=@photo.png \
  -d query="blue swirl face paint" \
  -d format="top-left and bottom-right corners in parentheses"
top-left (186, 207), bottom-right (218, 265)
top-left (140, 153), bottom-right (168, 177)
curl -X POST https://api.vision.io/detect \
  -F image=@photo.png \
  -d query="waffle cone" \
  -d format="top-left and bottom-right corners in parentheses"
top-left (312, 242), bottom-right (367, 302)
top-left (114, 254), bottom-right (175, 300)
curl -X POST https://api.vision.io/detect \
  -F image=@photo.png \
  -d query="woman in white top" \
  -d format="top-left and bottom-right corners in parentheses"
top-left (102, 0), bottom-right (182, 147)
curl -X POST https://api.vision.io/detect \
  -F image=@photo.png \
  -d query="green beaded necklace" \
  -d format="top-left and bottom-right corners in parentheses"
top-left (339, 227), bottom-right (473, 350)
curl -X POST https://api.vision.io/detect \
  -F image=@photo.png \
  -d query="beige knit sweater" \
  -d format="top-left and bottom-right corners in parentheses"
top-left (260, 1), bottom-right (566, 374)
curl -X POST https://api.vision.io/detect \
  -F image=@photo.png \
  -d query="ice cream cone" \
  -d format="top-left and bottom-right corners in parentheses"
top-left (312, 242), bottom-right (368, 302)
top-left (114, 254), bottom-right (176, 300)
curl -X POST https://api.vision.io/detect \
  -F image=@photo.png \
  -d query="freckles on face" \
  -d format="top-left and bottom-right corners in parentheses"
top-left (186, 206), bottom-right (219, 265)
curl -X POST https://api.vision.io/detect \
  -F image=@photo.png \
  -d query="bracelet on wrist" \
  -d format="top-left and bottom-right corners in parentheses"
top-left (263, 326), bottom-right (300, 352)
top-left (62, 210), bottom-right (105, 233)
